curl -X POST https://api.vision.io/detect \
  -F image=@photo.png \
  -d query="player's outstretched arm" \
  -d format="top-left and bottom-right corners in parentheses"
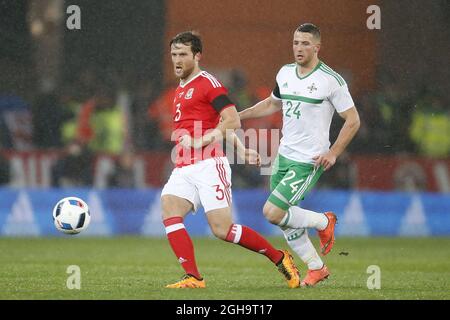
top-left (239, 96), bottom-right (282, 120)
top-left (225, 130), bottom-right (261, 166)
top-left (313, 106), bottom-right (360, 171)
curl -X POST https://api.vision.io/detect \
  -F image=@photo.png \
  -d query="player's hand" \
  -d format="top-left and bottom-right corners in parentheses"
top-left (179, 135), bottom-right (196, 149)
top-left (313, 151), bottom-right (337, 171)
top-left (245, 149), bottom-right (261, 167)
top-left (191, 138), bottom-right (204, 149)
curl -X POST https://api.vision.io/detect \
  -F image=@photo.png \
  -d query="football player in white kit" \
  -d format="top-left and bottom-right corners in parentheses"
top-left (240, 23), bottom-right (360, 286)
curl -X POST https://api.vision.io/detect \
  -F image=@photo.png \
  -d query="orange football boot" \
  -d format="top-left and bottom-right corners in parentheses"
top-left (301, 265), bottom-right (330, 287)
top-left (276, 250), bottom-right (301, 288)
top-left (317, 212), bottom-right (337, 256)
top-left (166, 274), bottom-right (206, 288)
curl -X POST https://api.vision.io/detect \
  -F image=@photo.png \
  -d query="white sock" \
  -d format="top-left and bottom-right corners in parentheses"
top-left (279, 206), bottom-right (328, 230)
top-left (282, 227), bottom-right (323, 270)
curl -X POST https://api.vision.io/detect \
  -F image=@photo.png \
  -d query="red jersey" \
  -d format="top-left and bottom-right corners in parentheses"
top-left (172, 71), bottom-right (234, 167)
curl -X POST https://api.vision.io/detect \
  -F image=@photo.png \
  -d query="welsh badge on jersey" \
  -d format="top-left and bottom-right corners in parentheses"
top-left (185, 88), bottom-right (194, 99)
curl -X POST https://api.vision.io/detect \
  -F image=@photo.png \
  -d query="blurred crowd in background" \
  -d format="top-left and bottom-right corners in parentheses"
top-left (1, 66), bottom-right (448, 189)
top-left (1, 1), bottom-right (449, 190)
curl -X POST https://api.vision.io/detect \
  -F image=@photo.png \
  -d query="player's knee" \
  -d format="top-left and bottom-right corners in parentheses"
top-left (161, 197), bottom-right (172, 219)
top-left (263, 202), bottom-right (284, 225)
top-left (210, 222), bottom-right (231, 241)
top-left (161, 196), bottom-right (187, 220)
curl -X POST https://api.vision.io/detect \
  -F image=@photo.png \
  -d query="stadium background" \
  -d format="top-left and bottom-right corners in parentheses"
top-left (0, 1), bottom-right (449, 237)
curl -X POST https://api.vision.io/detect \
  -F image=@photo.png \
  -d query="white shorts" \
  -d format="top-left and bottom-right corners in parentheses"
top-left (161, 157), bottom-right (232, 213)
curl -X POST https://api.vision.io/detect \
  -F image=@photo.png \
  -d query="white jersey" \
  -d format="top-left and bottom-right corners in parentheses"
top-left (272, 61), bottom-right (354, 164)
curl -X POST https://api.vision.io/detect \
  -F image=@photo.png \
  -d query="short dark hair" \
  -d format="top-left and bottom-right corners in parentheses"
top-left (170, 31), bottom-right (202, 55)
top-left (296, 23), bottom-right (321, 40)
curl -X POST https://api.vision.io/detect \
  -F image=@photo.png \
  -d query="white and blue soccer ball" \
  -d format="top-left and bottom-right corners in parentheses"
top-left (53, 197), bottom-right (91, 235)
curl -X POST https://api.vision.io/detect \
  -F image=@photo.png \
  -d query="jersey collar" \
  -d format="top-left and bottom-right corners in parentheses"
top-left (296, 60), bottom-right (322, 80)
top-left (179, 70), bottom-right (203, 88)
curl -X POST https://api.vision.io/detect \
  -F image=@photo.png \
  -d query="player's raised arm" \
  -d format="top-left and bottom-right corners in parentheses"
top-left (239, 95), bottom-right (282, 120)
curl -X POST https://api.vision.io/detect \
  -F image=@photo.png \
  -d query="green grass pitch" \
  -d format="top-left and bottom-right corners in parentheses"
top-left (0, 236), bottom-right (449, 299)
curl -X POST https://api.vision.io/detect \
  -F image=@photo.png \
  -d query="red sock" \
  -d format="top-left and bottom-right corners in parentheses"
top-left (225, 224), bottom-right (283, 264)
top-left (163, 217), bottom-right (202, 279)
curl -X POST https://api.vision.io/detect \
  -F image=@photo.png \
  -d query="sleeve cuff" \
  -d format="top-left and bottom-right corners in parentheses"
top-left (271, 92), bottom-right (282, 100)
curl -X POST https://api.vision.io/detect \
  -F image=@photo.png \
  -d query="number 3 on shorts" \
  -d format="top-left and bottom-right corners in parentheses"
top-left (214, 184), bottom-right (224, 200)
top-left (280, 170), bottom-right (305, 194)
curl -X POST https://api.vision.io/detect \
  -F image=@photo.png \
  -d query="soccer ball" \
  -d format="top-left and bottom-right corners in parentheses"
top-left (53, 197), bottom-right (91, 235)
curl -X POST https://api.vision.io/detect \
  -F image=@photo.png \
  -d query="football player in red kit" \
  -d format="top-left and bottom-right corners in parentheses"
top-left (161, 31), bottom-right (300, 288)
